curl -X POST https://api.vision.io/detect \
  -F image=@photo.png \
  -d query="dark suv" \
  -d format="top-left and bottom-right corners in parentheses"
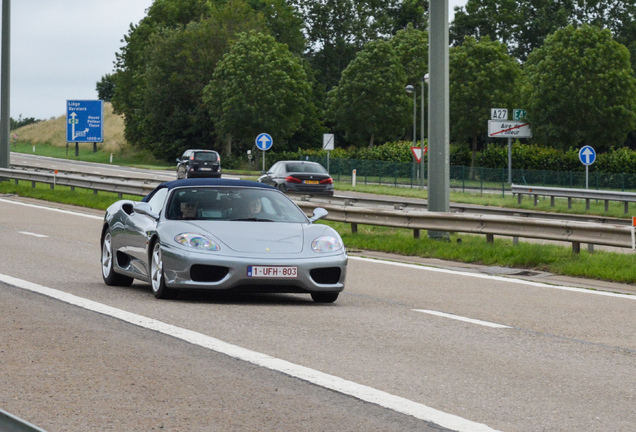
top-left (176, 149), bottom-right (222, 179)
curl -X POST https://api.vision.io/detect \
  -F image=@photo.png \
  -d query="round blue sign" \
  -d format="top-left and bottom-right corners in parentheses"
top-left (578, 145), bottom-right (596, 166)
top-left (255, 133), bottom-right (273, 151)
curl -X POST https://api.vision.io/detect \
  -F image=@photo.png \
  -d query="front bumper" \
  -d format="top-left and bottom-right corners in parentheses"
top-left (161, 243), bottom-right (347, 293)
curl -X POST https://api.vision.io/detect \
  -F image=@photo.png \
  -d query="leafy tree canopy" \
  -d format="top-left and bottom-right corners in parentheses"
top-left (522, 25), bottom-right (636, 151)
top-left (327, 40), bottom-right (410, 147)
top-left (449, 36), bottom-right (521, 164)
top-left (204, 32), bottom-right (313, 154)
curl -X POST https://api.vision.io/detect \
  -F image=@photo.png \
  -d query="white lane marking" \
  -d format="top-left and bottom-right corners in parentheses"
top-left (350, 256), bottom-right (636, 301)
top-left (414, 309), bottom-right (511, 329)
top-left (0, 273), bottom-right (500, 432)
top-left (17, 231), bottom-right (49, 238)
top-left (0, 198), bottom-right (103, 220)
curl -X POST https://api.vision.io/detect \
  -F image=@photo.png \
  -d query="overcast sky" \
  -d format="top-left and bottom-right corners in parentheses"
top-left (9, 0), bottom-right (467, 120)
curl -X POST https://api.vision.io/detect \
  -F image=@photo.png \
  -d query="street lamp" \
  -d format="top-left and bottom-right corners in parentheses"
top-left (405, 85), bottom-right (416, 149)
top-left (421, 73), bottom-right (429, 187)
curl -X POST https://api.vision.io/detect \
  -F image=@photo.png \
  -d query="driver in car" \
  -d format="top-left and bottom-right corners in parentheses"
top-left (180, 199), bottom-right (198, 219)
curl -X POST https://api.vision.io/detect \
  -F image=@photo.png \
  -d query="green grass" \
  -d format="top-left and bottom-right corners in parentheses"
top-left (11, 141), bottom-right (172, 170)
top-left (325, 222), bottom-right (636, 284)
top-left (6, 143), bottom-right (636, 286)
top-left (0, 179), bottom-right (139, 210)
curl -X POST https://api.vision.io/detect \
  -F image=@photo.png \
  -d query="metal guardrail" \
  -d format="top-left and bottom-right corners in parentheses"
top-left (512, 184), bottom-right (636, 214)
top-left (294, 201), bottom-right (633, 253)
top-left (0, 409), bottom-right (48, 432)
top-left (1, 168), bottom-right (633, 253)
top-left (0, 167), bottom-right (157, 197)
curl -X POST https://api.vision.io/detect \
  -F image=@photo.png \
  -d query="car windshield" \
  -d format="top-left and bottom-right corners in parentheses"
top-left (166, 187), bottom-right (308, 222)
top-left (194, 152), bottom-right (218, 162)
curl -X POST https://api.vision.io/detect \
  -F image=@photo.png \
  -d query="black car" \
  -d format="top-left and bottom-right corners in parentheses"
top-left (176, 149), bottom-right (222, 179)
top-left (258, 161), bottom-right (334, 196)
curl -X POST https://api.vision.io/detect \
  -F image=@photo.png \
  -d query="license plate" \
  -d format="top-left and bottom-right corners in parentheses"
top-left (247, 266), bottom-right (298, 278)
top-left (200, 167), bottom-right (212, 171)
top-left (304, 180), bottom-right (319, 184)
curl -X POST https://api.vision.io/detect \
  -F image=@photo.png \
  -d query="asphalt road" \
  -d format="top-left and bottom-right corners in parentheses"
top-left (1, 191), bottom-right (636, 431)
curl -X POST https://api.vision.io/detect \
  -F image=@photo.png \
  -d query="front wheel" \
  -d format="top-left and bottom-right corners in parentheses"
top-left (101, 229), bottom-right (134, 286)
top-left (150, 241), bottom-right (174, 299)
top-left (311, 292), bottom-right (339, 303)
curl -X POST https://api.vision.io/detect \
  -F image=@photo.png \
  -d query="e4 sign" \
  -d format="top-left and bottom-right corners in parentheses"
top-left (66, 100), bottom-right (104, 143)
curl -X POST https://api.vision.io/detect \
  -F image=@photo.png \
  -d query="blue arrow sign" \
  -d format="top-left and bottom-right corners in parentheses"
top-left (255, 133), bottom-right (273, 151)
top-left (578, 145), bottom-right (596, 166)
top-left (66, 100), bottom-right (104, 143)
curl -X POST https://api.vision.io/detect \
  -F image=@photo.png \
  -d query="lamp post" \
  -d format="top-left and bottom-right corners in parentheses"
top-left (405, 84), bottom-right (416, 147)
top-left (421, 73), bottom-right (429, 187)
top-left (406, 84), bottom-right (417, 182)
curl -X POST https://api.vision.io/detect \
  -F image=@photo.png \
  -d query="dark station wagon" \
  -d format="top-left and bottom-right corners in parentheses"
top-left (176, 149), bottom-right (222, 179)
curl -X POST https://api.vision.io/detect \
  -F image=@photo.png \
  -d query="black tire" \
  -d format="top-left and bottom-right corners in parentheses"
top-left (311, 292), bottom-right (339, 303)
top-left (101, 229), bottom-right (134, 286)
top-left (150, 241), bottom-right (174, 299)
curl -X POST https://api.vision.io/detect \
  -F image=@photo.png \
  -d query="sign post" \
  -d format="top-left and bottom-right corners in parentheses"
top-left (66, 100), bottom-right (104, 156)
top-left (323, 133), bottom-right (334, 172)
top-left (488, 112), bottom-right (531, 184)
top-left (255, 132), bottom-right (273, 172)
top-left (578, 145), bottom-right (596, 189)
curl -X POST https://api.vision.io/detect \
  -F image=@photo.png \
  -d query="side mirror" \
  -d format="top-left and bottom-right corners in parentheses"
top-left (134, 202), bottom-right (159, 220)
top-left (308, 207), bottom-right (328, 223)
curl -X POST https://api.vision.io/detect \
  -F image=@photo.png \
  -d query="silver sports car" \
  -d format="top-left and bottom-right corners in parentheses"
top-left (100, 178), bottom-right (347, 302)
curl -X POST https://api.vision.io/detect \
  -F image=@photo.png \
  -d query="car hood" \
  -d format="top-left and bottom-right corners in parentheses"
top-left (181, 221), bottom-right (305, 254)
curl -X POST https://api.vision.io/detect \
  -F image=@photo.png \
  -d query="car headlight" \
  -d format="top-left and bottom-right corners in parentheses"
top-left (174, 233), bottom-right (220, 251)
top-left (312, 236), bottom-right (343, 253)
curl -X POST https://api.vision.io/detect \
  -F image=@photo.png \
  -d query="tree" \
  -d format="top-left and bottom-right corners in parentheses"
top-left (134, 3), bottom-right (268, 160)
top-left (522, 25), bottom-right (636, 151)
top-left (290, 0), bottom-right (421, 90)
top-left (326, 40), bottom-right (410, 147)
top-left (111, 0), bottom-right (211, 148)
top-left (203, 32), bottom-right (313, 155)
top-left (111, 0), bottom-right (304, 160)
top-left (391, 24), bottom-right (428, 88)
top-left (451, 0), bottom-right (574, 61)
top-left (449, 36), bottom-right (521, 168)
top-left (96, 74), bottom-right (116, 102)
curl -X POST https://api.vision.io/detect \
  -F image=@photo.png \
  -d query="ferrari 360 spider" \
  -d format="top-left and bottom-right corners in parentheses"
top-left (100, 178), bottom-right (347, 302)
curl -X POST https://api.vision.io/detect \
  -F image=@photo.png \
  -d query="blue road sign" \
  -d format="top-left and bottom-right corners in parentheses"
top-left (578, 145), bottom-right (596, 166)
top-left (255, 133), bottom-right (273, 151)
top-left (66, 100), bottom-right (104, 143)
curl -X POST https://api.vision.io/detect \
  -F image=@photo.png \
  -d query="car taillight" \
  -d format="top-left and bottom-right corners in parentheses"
top-left (320, 177), bottom-right (333, 184)
top-left (285, 176), bottom-right (302, 184)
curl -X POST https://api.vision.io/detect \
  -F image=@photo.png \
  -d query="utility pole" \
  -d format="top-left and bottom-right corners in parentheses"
top-left (427, 0), bottom-right (450, 239)
top-left (0, 0), bottom-right (10, 169)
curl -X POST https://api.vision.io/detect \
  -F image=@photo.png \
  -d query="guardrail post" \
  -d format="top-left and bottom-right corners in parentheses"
top-left (624, 202), bottom-right (629, 214)
top-left (568, 197), bottom-right (572, 209)
top-left (550, 196), bottom-right (555, 207)
top-left (585, 198), bottom-right (590, 210)
top-left (517, 193), bottom-right (522, 204)
top-left (486, 234), bottom-right (494, 243)
top-left (572, 242), bottom-right (580, 254)
top-left (351, 223), bottom-right (358, 234)
top-left (533, 194), bottom-right (538, 206)
top-left (414, 228), bottom-right (420, 239)
top-left (588, 244), bottom-right (594, 253)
